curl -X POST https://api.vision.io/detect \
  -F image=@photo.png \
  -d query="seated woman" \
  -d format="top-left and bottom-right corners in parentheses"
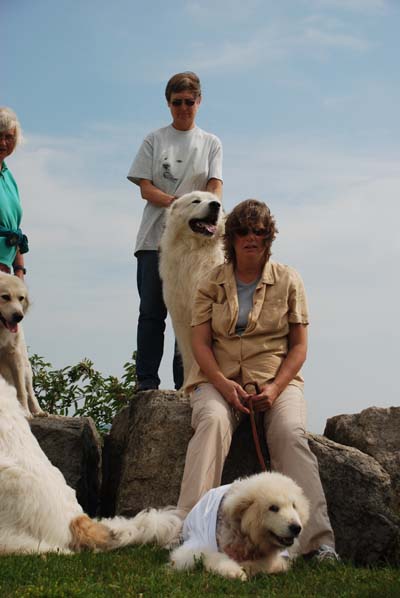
top-left (176, 199), bottom-right (338, 560)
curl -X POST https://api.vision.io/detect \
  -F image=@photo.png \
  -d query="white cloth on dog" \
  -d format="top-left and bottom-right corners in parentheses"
top-left (182, 484), bottom-right (231, 551)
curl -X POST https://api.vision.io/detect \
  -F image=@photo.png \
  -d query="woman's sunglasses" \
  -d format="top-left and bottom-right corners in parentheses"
top-left (171, 99), bottom-right (196, 107)
top-left (234, 226), bottom-right (269, 237)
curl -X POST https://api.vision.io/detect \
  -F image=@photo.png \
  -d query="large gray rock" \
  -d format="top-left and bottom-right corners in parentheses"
top-left (108, 390), bottom-right (268, 517)
top-left (101, 406), bottom-right (131, 517)
top-left (114, 390), bottom-right (192, 517)
top-left (30, 415), bottom-right (102, 516)
top-left (308, 433), bottom-right (400, 565)
top-left (324, 407), bottom-right (400, 509)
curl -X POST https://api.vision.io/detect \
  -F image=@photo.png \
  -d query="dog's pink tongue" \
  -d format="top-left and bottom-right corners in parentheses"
top-left (6, 321), bottom-right (18, 333)
top-left (205, 224), bottom-right (217, 234)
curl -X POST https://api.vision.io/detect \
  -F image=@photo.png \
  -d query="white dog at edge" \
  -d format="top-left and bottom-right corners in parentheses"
top-left (0, 272), bottom-right (44, 417)
top-left (0, 375), bottom-right (181, 554)
top-left (159, 191), bottom-right (224, 383)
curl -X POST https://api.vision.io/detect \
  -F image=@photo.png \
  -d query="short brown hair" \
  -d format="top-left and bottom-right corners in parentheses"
top-left (165, 72), bottom-right (201, 102)
top-left (224, 199), bottom-right (278, 264)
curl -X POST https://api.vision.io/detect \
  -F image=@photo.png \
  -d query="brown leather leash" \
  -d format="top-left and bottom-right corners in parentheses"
top-left (243, 382), bottom-right (268, 472)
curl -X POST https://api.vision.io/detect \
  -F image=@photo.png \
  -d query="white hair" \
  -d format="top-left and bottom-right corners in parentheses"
top-left (0, 107), bottom-right (23, 145)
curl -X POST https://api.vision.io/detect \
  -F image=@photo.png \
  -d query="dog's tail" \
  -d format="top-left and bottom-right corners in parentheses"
top-left (69, 515), bottom-right (116, 552)
top-left (69, 509), bottom-right (183, 552)
top-left (100, 508), bottom-right (183, 550)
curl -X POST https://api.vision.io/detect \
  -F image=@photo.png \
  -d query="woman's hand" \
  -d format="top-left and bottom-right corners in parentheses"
top-left (250, 381), bottom-right (280, 412)
top-left (214, 377), bottom-right (250, 414)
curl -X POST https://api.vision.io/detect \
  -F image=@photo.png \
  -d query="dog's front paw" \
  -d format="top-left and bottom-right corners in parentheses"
top-left (33, 410), bottom-right (48, 417)
top-left (266, 555), bottom-right (290, 574)
top-left (217, 561), bottom-right (247, 581)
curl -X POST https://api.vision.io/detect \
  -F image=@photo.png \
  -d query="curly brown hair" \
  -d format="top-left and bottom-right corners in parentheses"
top-left (223, 199), bottom-right (278, 264)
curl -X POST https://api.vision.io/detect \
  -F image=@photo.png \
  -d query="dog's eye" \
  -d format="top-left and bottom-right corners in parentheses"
top-left (191, 199), bottom-right (201, 204)
top-left (293, 503), bottom-right (296, 509)
top-left (1, 294), bottom-right (11, 301)
top-left (19, 296), bottom-right (25, 302)
top-left (269, 505), bottom-right (279, 513)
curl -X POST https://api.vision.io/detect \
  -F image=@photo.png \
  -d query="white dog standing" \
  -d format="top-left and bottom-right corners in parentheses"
top-left (0, 272), bottom-right (43, 417)
top-left (0, 375), bottom-right (182, 554)
top-left (159, 191), bottom-right (224, 384)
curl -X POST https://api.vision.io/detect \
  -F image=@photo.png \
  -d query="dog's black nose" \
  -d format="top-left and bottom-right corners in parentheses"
top-left (11, 313), bottom-right (24, 324)
top-left (209, 201), bottom-right (220, 212)
top-left (289, 524), bottom-right (302, 537)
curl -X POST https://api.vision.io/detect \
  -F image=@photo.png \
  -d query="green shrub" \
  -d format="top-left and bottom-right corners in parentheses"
top-left (29, 353), bottom-right (137, 434)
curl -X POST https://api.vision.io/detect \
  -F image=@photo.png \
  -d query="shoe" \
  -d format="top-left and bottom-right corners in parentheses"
top-left (311, 544), bottom-right (340, 562)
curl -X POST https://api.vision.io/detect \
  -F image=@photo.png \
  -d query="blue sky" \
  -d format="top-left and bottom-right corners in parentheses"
top-left (2, 0), bottom-right (399, 431)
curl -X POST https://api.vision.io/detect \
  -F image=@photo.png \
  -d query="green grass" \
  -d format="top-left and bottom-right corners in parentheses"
top-left (0, 546), bottom-right (399, 598)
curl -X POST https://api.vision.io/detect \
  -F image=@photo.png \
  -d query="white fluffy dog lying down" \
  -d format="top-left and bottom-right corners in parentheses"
top-left (137, 471), bottom-right (309, 581)
top-left (0, 376), bottom-right (181, 554)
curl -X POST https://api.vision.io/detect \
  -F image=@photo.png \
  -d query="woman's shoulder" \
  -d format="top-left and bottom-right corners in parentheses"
top-left (194, 126), bottom-right (222, 145)
top-left (269, 261), bottom-right (304, 284)
top-left (143, 125), bottom-right (172, 142)
top-left (197, 262), bottom-right (228, 288)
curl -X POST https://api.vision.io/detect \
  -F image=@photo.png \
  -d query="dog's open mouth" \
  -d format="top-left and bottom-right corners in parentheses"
top-left (189, 218), bottom-right (218, 237)
top-left (0, 313), bottom-right (18, 333)
top-left (270, 532), bottom-right (295, 547)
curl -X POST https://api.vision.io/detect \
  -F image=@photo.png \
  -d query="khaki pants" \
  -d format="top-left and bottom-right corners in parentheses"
top-left (177, 383), bottom-right (335, 554)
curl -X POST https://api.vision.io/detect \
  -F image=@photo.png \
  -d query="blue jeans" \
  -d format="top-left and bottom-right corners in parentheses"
top-left (136, 250), bottom-right (183, 390)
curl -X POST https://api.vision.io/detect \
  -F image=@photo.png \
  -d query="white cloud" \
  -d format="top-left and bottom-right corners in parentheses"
top-left (173, 15), bottom-right (371, 74)
top-left (304, 27), bottom-right (370, 50)
top-left (306, 0), bottom-right (387, 13)
top-left (184, 0), bottom-right (263, 21)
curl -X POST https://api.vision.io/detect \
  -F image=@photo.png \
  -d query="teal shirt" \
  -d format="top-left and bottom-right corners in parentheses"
top-left (0, 162), bottom-right (22, 268)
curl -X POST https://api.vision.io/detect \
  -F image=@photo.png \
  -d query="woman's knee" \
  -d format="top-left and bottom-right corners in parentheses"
top-left (267, 421), bottom-right (306, 455)
top-left (192, 400), bottom-right (233, 436)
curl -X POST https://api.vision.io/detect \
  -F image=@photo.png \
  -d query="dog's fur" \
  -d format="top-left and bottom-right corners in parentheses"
top-left (0, 272), bottom-right (44, 417)
top-left (133, 472), bottom-right (309, 580)
top-left (0, 375), bottom-right (182, 553)
top-left (170, 472), bottom-right (309, 580)
top-left (159, 191), bottom-right (224, 383)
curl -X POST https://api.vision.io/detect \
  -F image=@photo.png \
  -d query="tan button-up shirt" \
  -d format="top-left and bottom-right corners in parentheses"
top-left (185, 260), bottom-right (309, 393)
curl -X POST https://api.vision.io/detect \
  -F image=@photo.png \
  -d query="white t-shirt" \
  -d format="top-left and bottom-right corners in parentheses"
top-left (182, 484), bottom-right (230, 552)
top-left (127, 125), bottom-right (223, 254)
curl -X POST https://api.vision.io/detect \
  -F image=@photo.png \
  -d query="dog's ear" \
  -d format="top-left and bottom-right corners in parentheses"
top-left (22, 292), bottom-right (30, 313)
top-left (224, 494), bottom-right (255, 523)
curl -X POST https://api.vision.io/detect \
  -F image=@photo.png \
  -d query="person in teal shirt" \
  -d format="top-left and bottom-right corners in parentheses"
top-left (0, 107), bottom-right (28, 279)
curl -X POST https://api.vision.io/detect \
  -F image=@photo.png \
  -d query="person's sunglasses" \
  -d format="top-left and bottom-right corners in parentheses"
top-left (234, 226), bottom-right (269, 237)
top-left (171, 99), bottom-right (196, 107)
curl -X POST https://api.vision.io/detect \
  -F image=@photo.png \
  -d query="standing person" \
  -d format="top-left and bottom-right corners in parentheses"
top-left (176, 199), bottom-right (338, 560)
top-left (0, 107), bottom-right (28, 280)
top-left (127, 72), bottom-right (223, 391)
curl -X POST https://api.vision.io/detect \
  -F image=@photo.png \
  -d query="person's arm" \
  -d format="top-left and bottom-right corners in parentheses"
top-left (206, 178), bottom-right (223, 199)
top-left (191, 321), bottom-right (249, 414)
top-left (252, 323), bottom-right (308, 411)
top-left (139, 179), bottom-right (176, 208)
top-left (12, 250), bottom-right (25, 280)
